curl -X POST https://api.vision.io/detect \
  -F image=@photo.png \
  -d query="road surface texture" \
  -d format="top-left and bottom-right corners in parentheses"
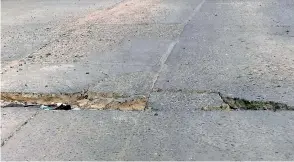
top-left (1, 0), bottom-right (294, 160)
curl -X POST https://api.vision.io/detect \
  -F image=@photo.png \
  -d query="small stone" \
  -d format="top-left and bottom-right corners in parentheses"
top-left (86, 72), bottom-right (89, 74)
top-left (154, 113), bottom-right (158, 116)
top-left (45, 85), bottom-right (48, 87)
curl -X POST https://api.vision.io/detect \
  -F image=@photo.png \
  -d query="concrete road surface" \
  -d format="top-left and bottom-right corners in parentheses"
top-left (1, 0), bottom-right (294, 160)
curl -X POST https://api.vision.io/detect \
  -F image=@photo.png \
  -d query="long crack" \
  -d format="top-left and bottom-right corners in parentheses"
top-left (1, 90), bottom-right (293, 111)
top-left (1, 111), bottom-right (39, 147)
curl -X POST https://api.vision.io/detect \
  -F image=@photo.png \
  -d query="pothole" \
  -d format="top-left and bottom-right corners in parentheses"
top-left (1, 92), bottom-right (147, 111)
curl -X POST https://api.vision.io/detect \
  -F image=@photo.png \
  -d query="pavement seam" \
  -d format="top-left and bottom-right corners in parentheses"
top-left (183, 0), bottom-right (206, 25)
top-left (150, 0), bottom-right (207, 87)
top-left (1, 110), bottom-right (40, 147)
top-left (149, 40), bottom-right (178, 94)
top-left (146, 0), bottom-right (206, 107)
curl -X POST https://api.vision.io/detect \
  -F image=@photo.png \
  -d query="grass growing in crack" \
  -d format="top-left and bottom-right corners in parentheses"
top-left (201, 104), bottom-right (231, 111)
top-left (220, 96), bottom-right (294, 111)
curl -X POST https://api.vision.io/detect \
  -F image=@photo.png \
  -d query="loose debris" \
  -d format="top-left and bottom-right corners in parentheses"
top-left (1, 92), bottom-right (147, 111)
top-left (40, 103), bottom-right (71, 110)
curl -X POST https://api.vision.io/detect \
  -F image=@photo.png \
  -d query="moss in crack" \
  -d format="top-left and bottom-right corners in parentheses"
top-left (201, 104), bottom-right (231, 111)
top-left (220, 94), bottom-right (294, 111)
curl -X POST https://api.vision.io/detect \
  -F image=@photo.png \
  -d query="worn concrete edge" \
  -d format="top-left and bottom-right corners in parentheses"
top-left (1, 91), bottom-right (147, 111)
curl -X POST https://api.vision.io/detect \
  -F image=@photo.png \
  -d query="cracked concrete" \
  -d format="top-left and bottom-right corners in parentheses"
top-left (1, 0), bottom-right (294, 160)
top-left (1, 92), bottom-right (147, 110)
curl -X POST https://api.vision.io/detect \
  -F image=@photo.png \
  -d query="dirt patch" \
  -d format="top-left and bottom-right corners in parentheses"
top-left (1, 92), bottom-right (147, 111)
top-left (78, 0), bottom-right (161, 25)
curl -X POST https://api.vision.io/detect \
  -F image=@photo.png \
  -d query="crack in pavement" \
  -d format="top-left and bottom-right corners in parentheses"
top-left (1, 111), bottom-right (40, 147)
top-left (2, 89), bottom-right (293, 111)
top-left (217, 92), bottom-right (294, 111)
top-left (2, 0), bottom-right (293, 112)
top-left (147, 0), bottom-right (207, 108)
top-left (1, 91), bottom-right (147, 111)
